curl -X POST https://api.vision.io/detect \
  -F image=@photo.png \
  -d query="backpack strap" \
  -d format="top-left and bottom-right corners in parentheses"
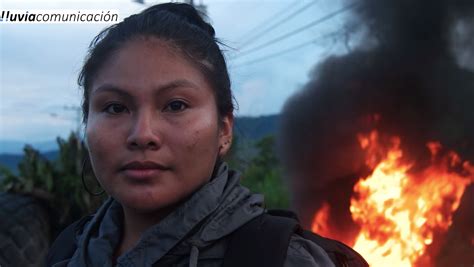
top-left (45, 215), bottom-right (92, 266)
top-left (300, 231), bottom-right (369, 267)
top-left (223, 212), bottom-right (300, 267)
top-left (223, 210), bottom-right (369, 267)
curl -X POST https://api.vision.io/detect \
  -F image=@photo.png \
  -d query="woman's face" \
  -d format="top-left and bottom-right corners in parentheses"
top-left (86, 37), bottom-right (233, 213)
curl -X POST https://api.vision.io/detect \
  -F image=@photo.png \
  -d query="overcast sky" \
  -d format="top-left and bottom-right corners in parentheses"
top-left (0, 0), bottom-right (350, 142)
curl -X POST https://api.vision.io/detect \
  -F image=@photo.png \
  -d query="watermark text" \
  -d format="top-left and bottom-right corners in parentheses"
top-left (0, 10), bottom-right (119, 24)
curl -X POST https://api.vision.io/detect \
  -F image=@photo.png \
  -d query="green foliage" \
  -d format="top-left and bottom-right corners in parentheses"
top-left (0, 132), bottom-right (105, 232)
top-left (238, 136), bottom-right (290, 209)
top-left (2, 146), bottom-right (55, 193)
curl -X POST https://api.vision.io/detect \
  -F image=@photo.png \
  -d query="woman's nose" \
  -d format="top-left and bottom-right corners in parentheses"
top-left (126, 111), bottom-right (161, 150)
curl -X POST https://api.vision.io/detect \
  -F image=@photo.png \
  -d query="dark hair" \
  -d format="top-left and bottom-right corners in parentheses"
top-left (78, 3), bottom-right (233, 124)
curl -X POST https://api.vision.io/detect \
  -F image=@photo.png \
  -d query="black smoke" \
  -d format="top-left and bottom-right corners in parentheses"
top-left (278, 0), bottom-right (474, 255)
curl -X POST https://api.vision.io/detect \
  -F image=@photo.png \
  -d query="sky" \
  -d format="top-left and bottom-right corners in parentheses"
top-left (0, 0), bottom-right (350, 143)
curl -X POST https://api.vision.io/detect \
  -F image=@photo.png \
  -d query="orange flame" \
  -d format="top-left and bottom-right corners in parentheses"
top-left (350, 130), bottom-right (472, 266)
top-left (311, 202), bottom-right (331, 236)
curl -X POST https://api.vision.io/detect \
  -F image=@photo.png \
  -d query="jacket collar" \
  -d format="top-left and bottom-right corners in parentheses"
top-left (67, 163), bottom-right (264, 267)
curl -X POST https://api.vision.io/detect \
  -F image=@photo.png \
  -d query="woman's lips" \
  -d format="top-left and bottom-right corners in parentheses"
top-left (120, 161), bottom-right (169, 180)
top-left (122, 168), bottom-right (164, 180)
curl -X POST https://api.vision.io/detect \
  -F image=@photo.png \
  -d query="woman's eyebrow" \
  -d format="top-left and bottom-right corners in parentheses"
top-left (91, 79), bottom-right (200, 97)
top-left (158, 79), bottom-right (200, 93)
top-left (91, 85), bottom-right (132, 98)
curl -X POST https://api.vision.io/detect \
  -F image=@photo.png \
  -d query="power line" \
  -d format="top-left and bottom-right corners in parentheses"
top-left (235, 2), bottom-right (359, 59)
top-left (231, 31), bottom-right (340, 68)
top-left (239, 0), bottom-right (318, 49)
top-left (238, 0), bottom-right (301, 44)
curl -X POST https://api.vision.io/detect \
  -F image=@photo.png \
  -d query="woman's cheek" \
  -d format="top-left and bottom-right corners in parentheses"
top-left (86, 119), bottom-right (115, 177)
top-left (182, 118), bottom-right (216, 152)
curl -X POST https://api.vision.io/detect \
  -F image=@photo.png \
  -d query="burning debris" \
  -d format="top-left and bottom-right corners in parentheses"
top-left (351, 130), bottom-right (472, 266)
top-left (278, 0), bottom-right (474, 266)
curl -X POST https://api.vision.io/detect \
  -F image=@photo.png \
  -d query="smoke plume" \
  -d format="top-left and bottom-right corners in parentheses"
top-left (278, 0), bottom-right (474, 258)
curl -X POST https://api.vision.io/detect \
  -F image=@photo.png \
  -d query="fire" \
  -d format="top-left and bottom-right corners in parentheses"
top-left (311, 130), bottom-right (473, 267)
top-left (352, 131), bottom-right (472, 266)
top-left (311, 202), bottom-right (331, 237)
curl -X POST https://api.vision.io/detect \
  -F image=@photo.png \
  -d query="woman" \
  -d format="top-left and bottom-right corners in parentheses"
top-left (46, 3), bottom-right (337, 266)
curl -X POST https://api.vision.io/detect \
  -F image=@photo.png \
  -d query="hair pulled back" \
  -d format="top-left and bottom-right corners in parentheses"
top-left (78, 3), bottom-right (233, 124)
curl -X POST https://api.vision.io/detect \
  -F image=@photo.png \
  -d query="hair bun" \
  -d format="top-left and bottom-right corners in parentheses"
top-left (142, 3), bottom-right (215, 38)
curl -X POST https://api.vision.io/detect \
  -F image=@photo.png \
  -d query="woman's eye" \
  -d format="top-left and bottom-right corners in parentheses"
top-left (165, 100), bottom-right (188, 112)
top-left (104, 103), bottom-right (127, 114)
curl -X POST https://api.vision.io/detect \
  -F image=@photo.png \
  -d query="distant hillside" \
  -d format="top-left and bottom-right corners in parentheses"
top-left (234, 114), bottom-right (279, 141)
top-left (0, 140), bottom-right (59, 154)
top-left (0, 115), bottom-right (280, 173)
top-left (0, 154), bottom-right (23, 174)
top-left (0, 150), bottom-right (59, 175)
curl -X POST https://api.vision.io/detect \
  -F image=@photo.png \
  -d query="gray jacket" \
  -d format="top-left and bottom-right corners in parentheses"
top-left (55, 163), bottom-right (334, 267)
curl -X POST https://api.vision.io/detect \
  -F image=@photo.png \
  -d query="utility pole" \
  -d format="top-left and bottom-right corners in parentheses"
top-left (50, 105), bottom-right (83, 159)
top-left (62, 105), bottom-right (82, 135)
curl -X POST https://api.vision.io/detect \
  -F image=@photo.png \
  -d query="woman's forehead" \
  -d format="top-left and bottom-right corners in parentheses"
top-left (89, 38), bottom-right (217, 103)
top-left (93, 40), bottom-right (208, 88)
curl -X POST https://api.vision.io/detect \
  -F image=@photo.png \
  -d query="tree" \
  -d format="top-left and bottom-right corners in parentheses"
top-left (239, 136), bottom-right (290, 209)
top-left (0, 132), bottom-right (106, 234)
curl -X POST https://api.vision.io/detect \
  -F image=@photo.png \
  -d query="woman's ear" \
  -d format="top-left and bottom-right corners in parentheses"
top-left (218, 113), bottom-right (234, 157)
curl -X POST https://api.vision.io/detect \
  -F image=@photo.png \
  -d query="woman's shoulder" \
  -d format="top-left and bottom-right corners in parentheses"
top-left (222, 210), bottom-right (338, 267)
top-left (224, 210), bottom-right (367, 267)
top-left (284, 234), bottom-right (336, 267)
